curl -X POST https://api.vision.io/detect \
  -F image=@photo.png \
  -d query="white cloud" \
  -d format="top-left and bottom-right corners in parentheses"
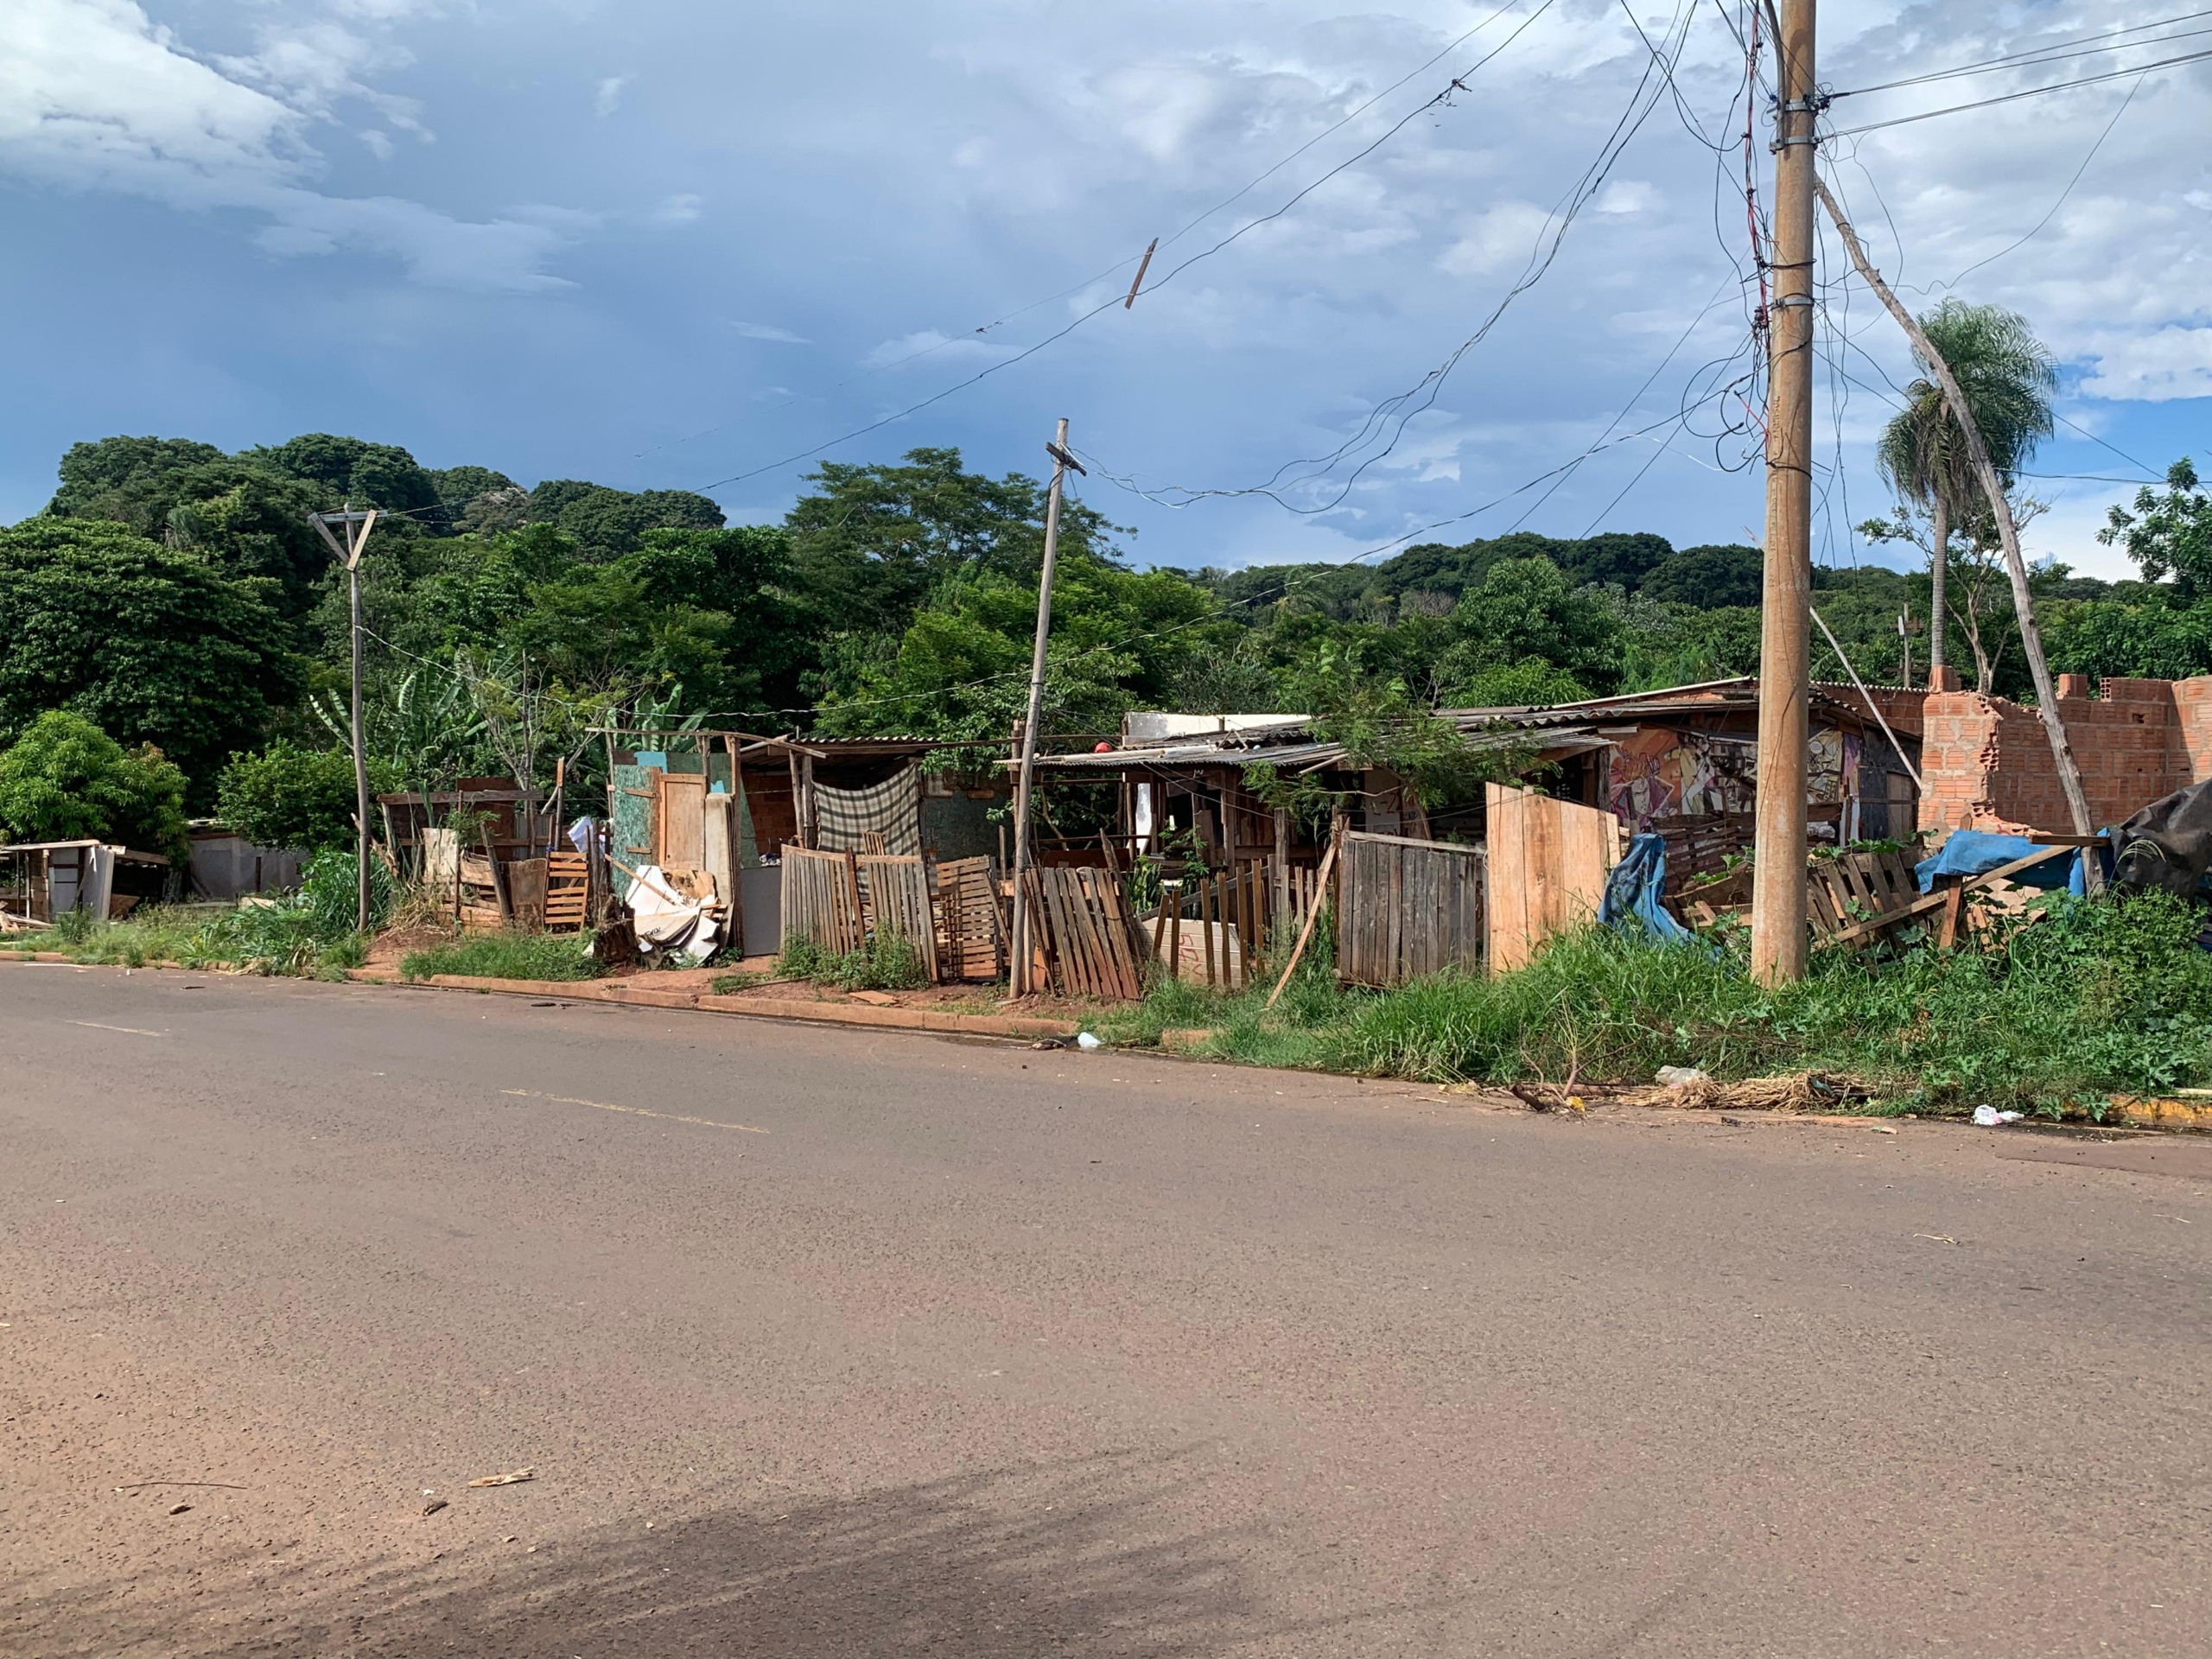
top-left (861, 328), bottom-right (1010, 367)
top-left (653, 192), bottom-right (702, 224)
top-left (594, 74), bottom-right (629, 118)
top-left (1593, 179), bottom-right (1658, 215)
top-left (733, 320), bottom-right (808, 343)
top-left (1437, 201), bottom-right (1554, 277)
top-left (2079, 328), bottom-right (2212, 403)
top-left (0, 0), bottom-right (569, 290)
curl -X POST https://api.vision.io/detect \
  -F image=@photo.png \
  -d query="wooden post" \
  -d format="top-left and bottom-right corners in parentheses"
top-left (1009, 416), bottom-right (1081, 995)
top-left (1267, 825), bottom-right (1341, 1010)
top-left (1814, 175), bottom-right (2101, 883)
top-left (1271, 806), bottom-right (1291, 945)
top-left (1168, 873), bottom-right (1182, 987)
top-left (1750, 0), bottom-right (1817, 984)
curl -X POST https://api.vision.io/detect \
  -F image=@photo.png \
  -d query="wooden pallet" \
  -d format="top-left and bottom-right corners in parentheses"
top-left (932, 856), bottom-right (1004, 982)
top-left (544, 851), bottom-right (588, 931)
top-left (1028, 866), bottom-right (1145, 1001)
top-left (1806, 848), bottom-right (1923, 944)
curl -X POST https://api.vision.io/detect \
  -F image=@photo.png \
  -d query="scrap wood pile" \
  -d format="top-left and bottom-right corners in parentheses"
top-left (1509, 1070), bottom-right (1872, 1114)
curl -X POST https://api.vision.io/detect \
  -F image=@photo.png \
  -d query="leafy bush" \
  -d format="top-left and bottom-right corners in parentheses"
top-left (0, 709), bottom-right (189, 863)
top-left (217, 741), bottom-right (398, 852)
top-left (401, 931), bottom-right (599, 982)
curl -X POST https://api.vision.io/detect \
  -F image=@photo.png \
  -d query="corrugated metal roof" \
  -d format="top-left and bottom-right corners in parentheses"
top-left (1027, 677), bottom-right (1872, 773)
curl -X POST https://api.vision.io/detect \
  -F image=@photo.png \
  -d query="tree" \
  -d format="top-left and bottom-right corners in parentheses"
top-left (812, 550), bottom-right (1218, 742)
top-left (1875, 301), bottom-right (2056, 678)
top-left (0, 710), bottom-right (188, 863)
top-left (1437, 556), bottom-right (1625, 699)
top-left (217, 741), bottom-right (400, 852)
top-left (46, 435), bottom-right (226, 517)
top-left (786, 448), bottom-right (1123, 636)
top-left (44, 442), bottom-right (337, 618)
top-left (2100, 457), bottom-right (2212, 602)
top-left (1641, 543), bottom-right (1762, 608)
top-left (0, 518), bottom-right (303, 805)
top-left (528, 480), bottom-right (725, 559)
top-left (251, 433), bottom-right (442, 519)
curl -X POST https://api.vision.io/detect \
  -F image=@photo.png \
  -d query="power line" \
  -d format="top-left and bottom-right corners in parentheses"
top-left (1076, 0), bottom-right (1701, 515)
top-left (672, 2), bottom-right (1563, 494)
top-left (1829, 10), bottom-right (2212, 98)
top-left (1827, 47), bottom-right (2212, 137)
top-left (1941, 72), bottom-right (2148, 289)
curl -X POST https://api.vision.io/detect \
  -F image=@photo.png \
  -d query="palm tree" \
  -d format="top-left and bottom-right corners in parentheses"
top-left (1875, 300), bottom-right (2056, 683)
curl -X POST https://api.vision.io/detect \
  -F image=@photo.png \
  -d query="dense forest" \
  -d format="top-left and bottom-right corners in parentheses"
top-left (3, 429), bottom-right (2209, 845)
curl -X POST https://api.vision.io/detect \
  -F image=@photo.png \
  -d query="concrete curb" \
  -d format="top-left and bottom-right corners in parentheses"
top-left (349, 969), bottom-right (1084, 1040)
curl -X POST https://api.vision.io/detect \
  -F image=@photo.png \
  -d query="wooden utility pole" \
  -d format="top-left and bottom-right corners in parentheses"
top-left (1750, 0), bottom-right (1817, 984)
top-left (309, 506), bottom-right (382, 931)
top-left (1009, 418), bottom-right (1082, 995)
top-left (1814, 176), bottom-right (2101, 883)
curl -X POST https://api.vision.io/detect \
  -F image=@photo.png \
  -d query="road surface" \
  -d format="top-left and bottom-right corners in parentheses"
top-left (4, 963), bottom-right (2210, 1656)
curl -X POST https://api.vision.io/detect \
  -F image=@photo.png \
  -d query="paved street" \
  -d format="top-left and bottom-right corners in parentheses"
top-left (4, 962), bottom-right (2210, 1656)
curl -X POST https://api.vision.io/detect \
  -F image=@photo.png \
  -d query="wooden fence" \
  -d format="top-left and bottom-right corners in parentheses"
top-left (858, 853), bottom-right (939, 981)
top-left (779, 846), bottom-right (865, 956)
top-left (1335, 831), bottom-right (1486, 987)
top-left (1026, 866), bottom-right (1147, 1001)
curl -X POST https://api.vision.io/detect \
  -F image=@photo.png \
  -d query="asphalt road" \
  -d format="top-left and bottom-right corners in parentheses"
top-left (4, 963), bottom-right (2211, 1657)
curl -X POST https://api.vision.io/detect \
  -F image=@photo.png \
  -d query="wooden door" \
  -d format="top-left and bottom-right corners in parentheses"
top-left (655, 772), bottom-right (707, 873)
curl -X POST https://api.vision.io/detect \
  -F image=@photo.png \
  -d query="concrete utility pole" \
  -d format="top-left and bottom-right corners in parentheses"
top-left (1750, 0), bottom-right (1817, 984)
top-left (1008, 420), bottom-right (1083, 996)
top-left (309, 506), bottom-right (382, 931)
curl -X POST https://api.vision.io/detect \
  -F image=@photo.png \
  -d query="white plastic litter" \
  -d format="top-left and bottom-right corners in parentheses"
top-left (1075, 1032), bottom-right (1103, 1051)
top-left (1971, 1105), bottom-right (2025, 1127)
top-left (625, 863), bottom-right (721, 964)
top-left (1656, 1065), bottom-right (1711, 1089)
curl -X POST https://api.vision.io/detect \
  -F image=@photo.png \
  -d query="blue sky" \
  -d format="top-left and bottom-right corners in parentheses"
top-left (3, 1), bottom-right (2207, 578)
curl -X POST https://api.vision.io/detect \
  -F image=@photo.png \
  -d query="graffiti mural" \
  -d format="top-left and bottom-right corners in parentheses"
top-left (1605, 724), bottom-right (1858, 831)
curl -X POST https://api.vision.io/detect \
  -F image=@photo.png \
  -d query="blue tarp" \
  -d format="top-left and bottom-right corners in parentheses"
top-left (1914, 830), bottom-right (2082, 895)
top-left (1599, 831), bottom-right (1697, 946)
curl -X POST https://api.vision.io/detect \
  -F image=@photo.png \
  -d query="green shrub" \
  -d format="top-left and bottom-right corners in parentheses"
top-left (217, 742), bottom-right (400, 852)
top-left (400, 931), bottom-right (600, 982)
top-left (0, 709), bottom-right (188, 863)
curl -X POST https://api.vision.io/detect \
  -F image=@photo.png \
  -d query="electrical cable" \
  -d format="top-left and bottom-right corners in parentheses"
top-left (1830, 10), bottom-right (2212, 98)
top-left (1827, 47), bottom-right (2212, 137)
top-left (1076, 0), bottom-right (1700, 516)
top-left (671, 2), bottom-right (1564, 494)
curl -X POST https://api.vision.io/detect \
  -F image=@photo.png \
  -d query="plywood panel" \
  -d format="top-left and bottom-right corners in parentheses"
top-left (1484, 784), bottom-right (1621, 973)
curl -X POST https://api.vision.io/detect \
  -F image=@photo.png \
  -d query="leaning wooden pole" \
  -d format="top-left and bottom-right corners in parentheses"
top-left (1009, 418), bottom-right (1080, 995)
top-left (1814, 176), bottom-right (2101, 887)
top-left (1749, 0), bottom-right (1817, 984)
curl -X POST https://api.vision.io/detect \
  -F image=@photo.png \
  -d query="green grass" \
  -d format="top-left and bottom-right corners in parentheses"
top-left (401, 931), bottom-right (600, 982)
top-left (1096, 892), bottom-right (2212, 1120)
top-left (777, 931), bottom-right (930, 992)
top-left (34, 853), bottom-right (393, 978)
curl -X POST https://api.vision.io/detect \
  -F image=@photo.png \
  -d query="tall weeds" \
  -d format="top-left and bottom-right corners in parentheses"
top-left (1116, 892), bottom-right (2212, 1117)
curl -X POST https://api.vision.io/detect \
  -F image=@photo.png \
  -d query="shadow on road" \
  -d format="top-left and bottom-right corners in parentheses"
top-left (17, 1452), bottom-right (1291, 1659)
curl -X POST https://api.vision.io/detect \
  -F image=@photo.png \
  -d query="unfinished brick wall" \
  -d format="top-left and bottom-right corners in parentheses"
top-left (1918, 676), bottom-right (2212, 833)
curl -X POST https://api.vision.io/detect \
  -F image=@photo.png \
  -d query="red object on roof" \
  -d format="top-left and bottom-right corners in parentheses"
top-left (1094, 741), bottom-right (1115, 753)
